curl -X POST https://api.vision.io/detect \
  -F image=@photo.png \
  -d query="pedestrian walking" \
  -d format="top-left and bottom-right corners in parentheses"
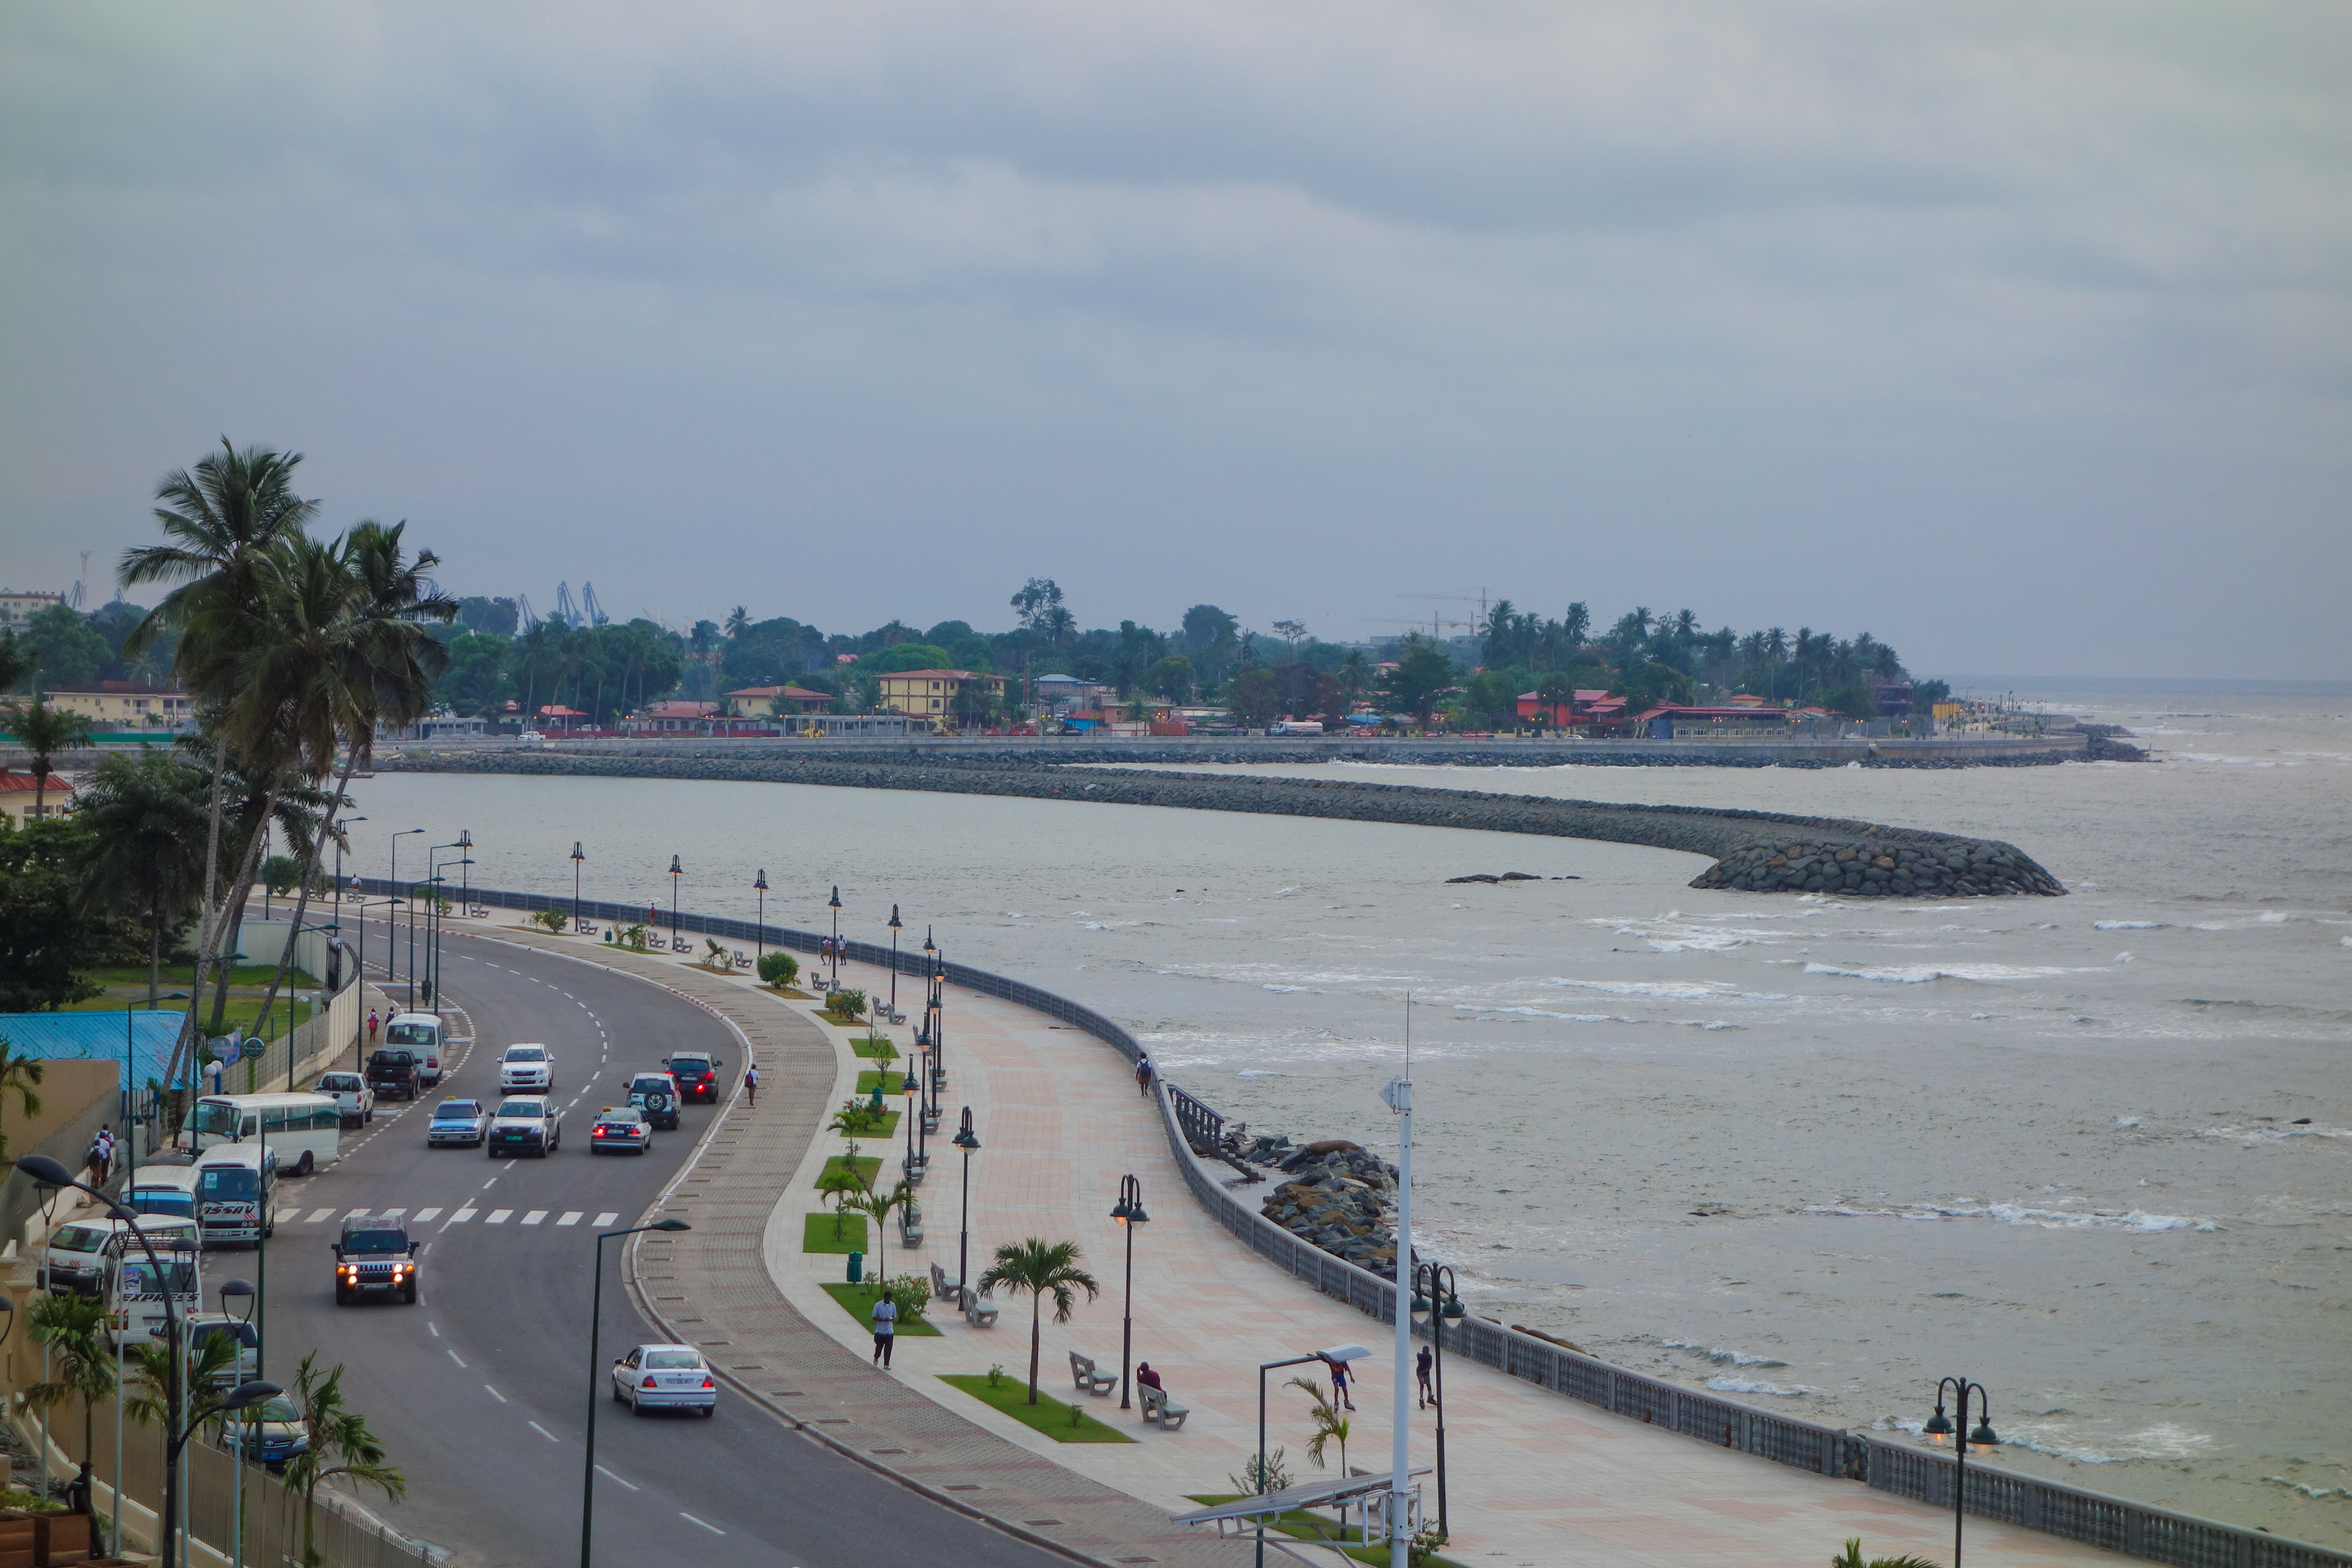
top-left (1135, 1053), bottom-right (1154, 1097)
top-left (1416, 1344), bottom-right (1435, 1409)
top-left (870, 1289), bottom-right (898, 1367)
top-left (744, 1064), bottom-right (759, 1108)
top-left (1330, 1353), bottom-right (1356, 1411)
top-left (366, 1009), bottom-right (380, 1044)
top-left (85, 1134), bottom-right (109, 1189)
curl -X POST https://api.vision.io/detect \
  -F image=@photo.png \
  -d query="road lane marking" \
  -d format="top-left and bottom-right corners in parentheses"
top-left (484, 1385), bottom-right (506, 1403)
top-left (427, 1323), bottom-right (440, 1337)
top-left (345, 1209), bottom-right (371, 1220)
top-left (485, 1209), bottom-right (512, 1224)
top-left (447, 1350), bottom-right (466, 1368)
top-left (593, 1464), bottom-right (637, 1491)
top-left (305, 1209), bottom-right (335, 1223)
top-left (380, 1208), bottom-right (404, 1219)
top-left (521, 1210), bottom-right (547, 1226)
top-left (595, 1212), bottom-right (619, 1226)
top-left (449, 1209), bottom-right (477, 1225)
top-left (528, 1421), bottom-right (559, 1443)
top-left (556, 1212), bottom-right (582, 1226)
top-left (414, 1208), bottom-right (441, 1222)
top-left (679, 1512), bottom-right (725, 1536)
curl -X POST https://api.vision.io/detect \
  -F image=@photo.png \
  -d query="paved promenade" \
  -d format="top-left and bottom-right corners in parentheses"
top-left (484, 920), bottom-right (2131, 1566)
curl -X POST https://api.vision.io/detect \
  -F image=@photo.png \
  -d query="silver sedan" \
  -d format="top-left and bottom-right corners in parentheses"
top-left (610, 1344), bottom-right (717, 1416)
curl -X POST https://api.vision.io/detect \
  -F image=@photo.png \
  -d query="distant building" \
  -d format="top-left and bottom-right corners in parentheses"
top-left (417, 714), bottom-right (488, 740)
top-left (1628, 704), bottom-right (1797, 739)
top-left (0, 590), bottom-right (65, 631)
top-left (794, 713), bottom-right (915, 738)
top-left (44, 683), bottom-right (194, 731)
top-left (724, 684), bottom-right (832, 718)
top-left (876, 669), bottom-right (1007, 721)
top-left (0, 767), bottom-right (74, 829)
top-left (633, 700), bottom-right (720, 733)
top-left (1031, 673), bottom-right (1106, 713)
top-left (1514, 689), bottom-right (1624, 728)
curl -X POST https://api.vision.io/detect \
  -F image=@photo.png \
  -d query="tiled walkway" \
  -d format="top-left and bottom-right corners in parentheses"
top-left (486, 925), bottom-right (2132, 1567)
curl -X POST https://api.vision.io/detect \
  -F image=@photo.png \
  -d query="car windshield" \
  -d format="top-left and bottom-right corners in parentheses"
top-left (130, 1191), bottom-right (196, 1219)
top-left (629, 1077), bottom-right (669, 1093)
top-left (190, 1321), bottom-right (258, 1347)
top-left (643, 1351), bottom-right (702, 1369)
top-left (189, 1101), bottom-right (241, 1137)
top-left (505, 1047), bottom-right (547, 1062)
top-left (384, 1023), bottom-right (436, 1046)
top-left (122, 1261), bottom-right (197, 1295)
top-left (433, 1101), bottom-right (480, 1119)
top-left (254, 1396), bottom-right (301, 1424)
top-left (51, 1226), bottom-right (105, 1253)
top-left (342, 1229), bottom-right (408, 1254)
top-left (197, 1167), bottom-right (258, 1201)
top-left (667, 1057), bottom-right (710, 1072)
top-left (370, 1050), bottom-right (413, 1067)
top-left (598, 1111), bottom-right (643, 1126)
top-left (494, 1099), bottom-right (544, 1118)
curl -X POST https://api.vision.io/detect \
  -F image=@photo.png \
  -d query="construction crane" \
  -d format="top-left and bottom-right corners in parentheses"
top-left (579, 582), bottom-right (609, 626)
top-left (518, 594), bottom-right (541, 632)
top-left (1399, 587), bottom-right (1493, 636)
top-left (69, 551), bottom-right (89, 611)
top-left (553, 582), bottom-right (582, 628)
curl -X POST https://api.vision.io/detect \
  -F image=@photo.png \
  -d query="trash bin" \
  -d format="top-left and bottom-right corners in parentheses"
top-left (846, 1251), bottom-right (863, 1284)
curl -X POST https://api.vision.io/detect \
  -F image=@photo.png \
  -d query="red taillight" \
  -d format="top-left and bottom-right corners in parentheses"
top-left (643, 1376), bottom-right (659, 1389)
top-left (701, 1377), bottom-right (714, 1389)
top-left (594, 1128), bottom-right (608, 1137)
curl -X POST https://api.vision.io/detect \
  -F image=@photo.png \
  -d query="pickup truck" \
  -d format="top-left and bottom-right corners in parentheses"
top-left (366, 1048), bottom-right (421, 1101)
top-left (316, 1071), bottom-right (376, 1127)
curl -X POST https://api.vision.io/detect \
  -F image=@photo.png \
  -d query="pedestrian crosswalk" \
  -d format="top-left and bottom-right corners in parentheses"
top-left (299, 1206), bottom-right (620, 1229)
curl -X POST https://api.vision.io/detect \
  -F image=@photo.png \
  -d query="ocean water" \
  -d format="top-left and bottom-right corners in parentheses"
top-left (354, 679), bottom-right (2350, 1543)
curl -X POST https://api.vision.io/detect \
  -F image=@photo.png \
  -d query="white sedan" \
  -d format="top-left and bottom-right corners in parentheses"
top-left (498, 1044), bottom-right (553, 1091)
top-left (610, 1344), bottom-right (717, 1417)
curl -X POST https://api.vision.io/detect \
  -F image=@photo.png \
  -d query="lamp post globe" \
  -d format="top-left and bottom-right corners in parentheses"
top-left (1110, 1175), bottom-right (1148, 1408)
top-left (571, 841), bottom-right (585, 932)
top-left (667, 855), bottom-right (684, 948)
top-left (754, 869), bottom-right (769, 963)
top-left (1923, 1377), bottom-right (1998, 1568)
top-left (953, 1108), bottom-right (980, 1315)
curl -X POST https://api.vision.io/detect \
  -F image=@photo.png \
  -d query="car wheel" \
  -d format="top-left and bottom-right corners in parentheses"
top-left (487, 1146), bottom-right (498, 1159)
top-left (296, 1150), bottom-right (315, 1176)
top-left (403, 1283), bottom-right (418, 1304)
top-left (629, 1391), bottom-right (645, 1418)
top-left (612, 1384), bottom-right (626, 1404)
top-left (334, 1287), bottom-right (351, 1307)
top-left (700, 1403), bottom-right (716, 1418)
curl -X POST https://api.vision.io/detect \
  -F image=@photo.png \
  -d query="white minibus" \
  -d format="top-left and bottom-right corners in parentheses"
top-left (127, 1164), bottom-right (203, 1221)
top-left (193, 1145), bottom-right (282, 1246)
top-left (108, 1241), bottom-right (202, 1347)
top-left (39, 1213), bottom-right (200, 1294)
top-left (181, 1092), bottom-right (341, 1174)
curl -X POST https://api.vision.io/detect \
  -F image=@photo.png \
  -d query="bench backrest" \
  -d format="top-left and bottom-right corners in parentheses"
top-left (1068, 1351), bottom-right (1095, 1374)
top-left (1140, 1384), bottom-right (1166, 1411)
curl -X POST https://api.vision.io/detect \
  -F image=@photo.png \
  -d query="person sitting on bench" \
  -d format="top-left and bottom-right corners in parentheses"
top-left (1136, 1361), bottom-right (1163, 1393)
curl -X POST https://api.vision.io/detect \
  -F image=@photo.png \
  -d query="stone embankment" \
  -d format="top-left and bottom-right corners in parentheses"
top-left (1689, 837), bottom-right (2063, 897)
top-left (380, 747), bottom-right (2066, 897)
top-left (1240, 1135), bottom-right (1402, 1275)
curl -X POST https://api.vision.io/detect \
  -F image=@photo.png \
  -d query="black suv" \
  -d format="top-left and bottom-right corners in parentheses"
top-left (332, 1215), bottom-right (419, 1305)
top-left (366, 1048), bottom-right (421, 1101)
top-left (664, 1051), bottom-right (724, 1103)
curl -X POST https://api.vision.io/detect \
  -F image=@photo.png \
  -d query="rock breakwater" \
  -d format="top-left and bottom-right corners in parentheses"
top-left (380, 747), bottom-right (2064, 897)
top-left (1689, 837), bottom-right (2063, 897)
top-left (1241, 1135), bottom-right (1402, 1275)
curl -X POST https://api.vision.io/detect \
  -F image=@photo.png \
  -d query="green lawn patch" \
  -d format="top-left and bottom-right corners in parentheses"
top-left (59, 995), bottom-right (320, 1040)
top-left (830, 1110), bottom-right (899, 1139)
top-left (83, 963), bottom-right (319, 990)
top-left (855, 1068), bottom-right (920, 1095)
top-left (941, 1374), bottom-right (1136, 1443)
top-left (803, 1212), bottom-right (869, 1253)
top-left (1183, 1496), bottom-right (1468, 1566)
top-left (821, 1281), bottom-right (940, 1337)
top-left (814, 1155), bottom-right (882, 1191)
top-left (851, 1035), bottom-right (901, 1061)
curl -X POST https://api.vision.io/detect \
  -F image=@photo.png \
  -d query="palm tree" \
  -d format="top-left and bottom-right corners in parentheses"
top-left (0, 1039), bottom-right (45, 1165)
top-left (1337, 649), bottom-right (1372, 714)
top-left (724, 605), bottom-right (750, 640)
top-left (1831, 1540), bottom-right (1939, 1568)
top-left (1285, 1374), bottom-right (1351, 1475)
top-left (977, 1238), bottom-right (1100, 1404)
top-left (280, 1353), bottom-right (404, 1568)
top-left (22, 1292), bottom-right (117, 1498)
top-left (1535, 671), bottom-right (1575, 729)
top-left (849, 1180), bottom-right (914, 1286)
top-left (0, 699), bottom-right (93, 818)
top-left (76, 748), bottom-right (209, 1006)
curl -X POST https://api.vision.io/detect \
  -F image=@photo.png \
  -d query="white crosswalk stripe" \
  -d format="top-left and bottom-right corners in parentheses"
top-left (305, 1208), bottom-right (335, 1223)
top-left (346, 1209), bottom-right (371, 1220)
top-left (485, 1209), bottom-right (512, 1224)
top-left (450, 1208), bottom-right (477, 1223)
top-left (413, 1208), bottom-right (442, 1223)
top-left (521, 1210), bottom-right (548, 1226)
top-left (555, 1212), bottom-right (582, 1226)
top-left (595, 1212), bottom-right (619, 1227)
top-left (380, 1209), bottom-right (404, 1219)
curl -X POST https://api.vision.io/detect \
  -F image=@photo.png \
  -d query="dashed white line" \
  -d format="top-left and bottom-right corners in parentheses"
top-left (528, 1421), bottom-right (559, 1443)
top-left (484, 1384), bottom-right (506, 1404)
top-left (595, 1212), bottom-right (620, 1227)
top-left (678, 1513), bottom-right (725, 1536)
top-left (555, 1212), bottom-right (582, 1227)
top-left (447, 1349), bottom-right (467, 1368)
top-left (594, 1464), bottom-right (638, 1491)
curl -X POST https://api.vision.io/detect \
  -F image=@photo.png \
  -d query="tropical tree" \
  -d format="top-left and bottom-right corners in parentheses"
top-left (281, 1352), bottom-right (406, 1568)
top-left (1830, 1540), bottom-right (1939, 1568)
top-left (1381, 635), bottom-right (1455, 729)
top-left (21, 1292), bottom-right (116, 1492)
top-left (849, 1180), bottom-right (914, 1286)
top-left (75, 747), bottom-right (208, 1005)
top-left (0, 822), bottom-right (102, 1013)
top-left (1285, 1373), bottom-right (1351, 1475)
top-left (977, 1237), bottom-right (1100, 1404)
top-left (1337, 649), bottom-right (1372, 714)
top-left (0, 1037), bottom-right (44, 1164)
top-left (0, 629), bottom-right (28, 693)
top-left (0, 699), bottom-right (93, 818)
top-left (724, 605), bottom-right (750, 641)
top-left (816, 1159), bottom-right (869, 1240)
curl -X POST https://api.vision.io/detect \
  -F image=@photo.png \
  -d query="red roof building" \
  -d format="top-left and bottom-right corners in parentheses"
top-left (1515, 689), bottom-right (1624, 727)
top-left (0, 767), bottom-right (75, 828)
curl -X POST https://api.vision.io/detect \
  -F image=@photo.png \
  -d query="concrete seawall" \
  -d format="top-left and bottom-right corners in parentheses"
top-left (378, 747), bottom-right (2067, 897)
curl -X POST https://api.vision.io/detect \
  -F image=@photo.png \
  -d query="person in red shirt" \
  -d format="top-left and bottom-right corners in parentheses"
top-left (1135, 1361), bottom-right (1163, 1392)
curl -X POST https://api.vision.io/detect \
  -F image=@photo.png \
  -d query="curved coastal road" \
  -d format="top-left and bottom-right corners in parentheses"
top-left (255, 917), bottom-right (1059, 1568)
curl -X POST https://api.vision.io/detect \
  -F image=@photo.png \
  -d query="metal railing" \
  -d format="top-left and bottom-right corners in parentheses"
top-left (361, 881), bottom-right (2349, 1568)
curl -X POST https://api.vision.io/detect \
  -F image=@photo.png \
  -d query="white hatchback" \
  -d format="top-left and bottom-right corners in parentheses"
top-left (498, 1044), bottom-right (553, 1091)
top-left (610, 1344), bottom-right (717, 1416)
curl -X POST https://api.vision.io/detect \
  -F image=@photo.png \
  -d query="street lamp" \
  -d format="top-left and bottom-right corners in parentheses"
top-left (902, 1064), bottom-right (921, 1189)
top-left (753, 870), bottom-right (768, 963)
top-left (1109, 1175), bottom-right (1149, 1408)
top-left (572, 841), bottom-right (585, 934)
top-left (581, 1217), bottom-right (692, 1568)
top-left (917, 927), bottom-right (936, 1045)
top-left (1922, 1377), bottom-right (1999, 1567)
top-left (1410, 1263), bottom-right (1465, 1537)
top-left (390, 828), bottom-right (423, 1000)
top-left (827, 885), bottom-right (843, 985)
top-left (668, 855), bottom-right (683, 951)
top-left (886, 905), bottom-right (903, 1020)
top-left (953, 1108), bottom-right (980, 1311)
top-left (334, 817), bottom-right (365, 915)
top-left (14, 1153), bottom-right (253, 1568)
top-left (928, 949), bottom-right (947, 1094)
top-left (1256, 1345), bottom-right (1371, 1568)
top-left (220, 1279), bottom-right (258, 1568)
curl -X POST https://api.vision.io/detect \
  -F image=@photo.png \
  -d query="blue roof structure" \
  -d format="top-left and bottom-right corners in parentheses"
top-left (0, 1010), bottom-right (189, 1088)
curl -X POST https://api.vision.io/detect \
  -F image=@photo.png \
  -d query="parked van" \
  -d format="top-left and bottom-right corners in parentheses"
top-left (127, 1165), bottom-right (204, 1222)
top-left (108, 1241), bottom-right (202, 1347)
top-left (193, 1145), bottom-right (282, 1246)
top-left (181, 1092), bottom-right (341, 1174)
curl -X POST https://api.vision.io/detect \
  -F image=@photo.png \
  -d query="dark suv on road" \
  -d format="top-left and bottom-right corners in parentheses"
top-left (366, 1048), bottom-right (421, 1101)
top-left (663, 1051), bottom-right (724, 1103)
top-left (332, 1215), bottom-right (419, 1305)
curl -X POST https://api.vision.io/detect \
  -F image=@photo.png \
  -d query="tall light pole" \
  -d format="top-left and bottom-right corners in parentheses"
top-left (902, 1062), bottom-right (920, 1188)
top-left (389, 828), bottom-right (423, 1003)
top-left (1382, 1054), bottom-right (1416, 1567)
top-left (827, 885), bottom-right (842, 985)
top-left (754, 870), bottom-right (768, 963)
top-left (930, 949), bottom-right (947, 1094)
top-left (571, 841), bottom-right (585, 933)
top-left (953, 1108), bottom-right (979, 1310)
top-left (1256, 1346), bottom-right (1369, 1568)
top-left (918, 928), bottom-right (936, 1045)
top-left (1110, 1175), bottom-right (1148, 1408)
top-left (220, 1277), bottom-right (257, 1568)
top-left (1922, 1377), bottom-right (1999, 1567)
top-left (886, 905), bottom-right (903, 1020)
top-left (334, 817), bottom-right (365, 918)
top-left (457, 828), bottom-right (473, 919)
top-left (668, 855), bottom-right (683, 951)
top-left (1410, 1262), bottom-right (1463, 1537)
top-left (581, 1217), bottom-right (691, 1568)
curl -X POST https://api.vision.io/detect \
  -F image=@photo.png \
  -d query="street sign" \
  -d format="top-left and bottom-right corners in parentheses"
top-left (240, 1037), bottom-right (267, 1062)
top-left (207, 1037), bottom-right (238, 1063)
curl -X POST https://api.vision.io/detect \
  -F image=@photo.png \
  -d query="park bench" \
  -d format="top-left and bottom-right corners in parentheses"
top-left (573, 918), bottom-right (596, 934)
top-left (1139, 1384), bottom-right (1189, 1431)
top-left (960, 1287), bottom-right (999, 1328)
top-left (930, 1261), bottom-right (960, 1305)
top-left (900, 1154), bottom-right (926, 1188)
top-left (899, 1200), bottom-right (923, 1248)
top-left (1068, 1352), bottom-right (1118, 1398)
top-left (470, 905), bottom-right (491, 919)
top-left (733, 950), bottom-right (752, 969)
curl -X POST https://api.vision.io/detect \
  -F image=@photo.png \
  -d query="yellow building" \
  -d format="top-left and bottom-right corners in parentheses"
top-left (0, 768), bottom-right (74, 829)
top-left (46, 683), bottom-right (194, 730)
top-left (875, 668), bottom-right (1007, 723)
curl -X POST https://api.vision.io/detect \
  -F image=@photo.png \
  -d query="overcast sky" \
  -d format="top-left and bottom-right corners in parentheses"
top-left (4, 3), bottom-right (2346, 678)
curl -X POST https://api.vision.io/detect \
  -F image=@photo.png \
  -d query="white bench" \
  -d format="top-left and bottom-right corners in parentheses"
top-left (961, 1287), bottom-right (999, 1328)
top-left (898, 1201), bottom-right (923, 1247)
top-left (1139, 1383), bottom-right (1189, 1431)
top-left (930, 1261), bottom-right (960, 1303)
top-left (1068, 1352), bottom-right (1117, 1398)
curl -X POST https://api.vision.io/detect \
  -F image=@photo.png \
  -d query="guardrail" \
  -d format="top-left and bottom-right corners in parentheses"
top-left (376, 881), bottom-right (2346, 1568)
